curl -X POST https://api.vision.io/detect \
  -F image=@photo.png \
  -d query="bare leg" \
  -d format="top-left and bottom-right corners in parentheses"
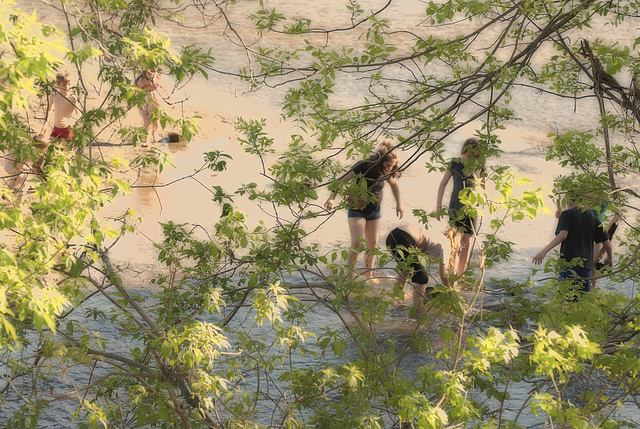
top-left (141, 111), bottom-right (152, 146)
top-left (458, 233), bottom-right (473, 277)
top-left (592, 242), bottom-right (602, 290)
top-left (150, 118), bottom-right (160, 142)
top-left (347, 216), bottom-right (367, 278)
top-left (12, 171), bottom-right (27, 198)
top-left (363, 218), bottom-right (381, 279)
top-left (445, 227), bottom-right (461, 280)
top-left (394, 271), bottom-right (409, 304)
top-left (439, 260), bottom-right (451, 288)
top-left (412, 282), bottom-right (428, 309)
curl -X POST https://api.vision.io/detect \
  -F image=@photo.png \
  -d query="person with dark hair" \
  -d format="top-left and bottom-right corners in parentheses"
top-left (436, 138), bottom-right (486, 278)
top-left (386, 223), bottom-right (450, 309)
top-left (556, 197), bottom-right (620, 290)
top-left (325, 140), bottom-right (404, 279)
top-left (533, 198), bottom-right (613, 296)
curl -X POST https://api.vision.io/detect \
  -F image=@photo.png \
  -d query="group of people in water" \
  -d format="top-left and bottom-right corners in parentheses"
top-left (324, 138), bottom-right (486, 308)
top-left (3, 68), bottom-right (172, 197)
top-left (3, 70), bottom-right (616, 308)
top-left (325, 138), bottom-right (616, 309)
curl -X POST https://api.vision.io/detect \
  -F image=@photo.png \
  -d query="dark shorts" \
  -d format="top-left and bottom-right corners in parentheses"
top-left (386, 227), bottom-right (429, 284)
top-left (348, 208), bottom-right (381, 221)
top-left (560, 265), bottom-right (591, 295)
top-left (451, 214), bottom-right (476, 235)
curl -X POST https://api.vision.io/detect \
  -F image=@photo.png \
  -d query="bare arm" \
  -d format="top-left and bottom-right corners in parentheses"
top-left (436, 169), bottom-right (453, 221)
top-left (324, 170), bottom-right (355, 210)
top-left (532, 230), bottom-right (568, 264)
top-left (554, 199), bottom-right (561, 219)
top-left (478, 168), bottom-right (487, 190)
top-left (40, 95), bottom-right (54, 134)
top-left (155, 79), bottom-right (174, 108)
top-left (388, 176), bottom-right (404, 219)
top-left (602, 239), bottom-right (613, 266)
top-left (433, 244), bottom-right (450, 287)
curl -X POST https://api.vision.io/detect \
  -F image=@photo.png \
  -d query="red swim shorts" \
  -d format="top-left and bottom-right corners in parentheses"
top-left (51, 126), bottom-right (73, 140)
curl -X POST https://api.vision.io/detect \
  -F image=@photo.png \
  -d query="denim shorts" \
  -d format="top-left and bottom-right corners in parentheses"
top-left (560, 265), bottom-right (591, 294)
top-left (348, 209), bottom-right (381, 221)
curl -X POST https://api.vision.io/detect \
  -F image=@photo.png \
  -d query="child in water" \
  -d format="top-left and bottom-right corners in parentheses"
top-left (40, 71), bottom-right (79, 142)
top-left (436, 138), bottom-right (486, 279)
top-left (135, 69), bottom-right (174, 146)
top-left (386, 223), bottom-right (450, 310)
top-left (325, 141), bottom-right (404, 279)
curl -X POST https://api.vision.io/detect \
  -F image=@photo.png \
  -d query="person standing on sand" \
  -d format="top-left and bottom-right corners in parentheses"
top-left (533, 198), bottom-right (613, 297)
top-left (135, 69), bottom-right (174, 147)
top-left (3, 134), bottom-right (50, 198)
top-left (386, 223), bottom-right (450, 310)
top-left (325, 141), bottom-right (404, 280)
top-left (436, 138), bottom-right (486, 279)
top-left (40, 71), bottom-right (79, 142)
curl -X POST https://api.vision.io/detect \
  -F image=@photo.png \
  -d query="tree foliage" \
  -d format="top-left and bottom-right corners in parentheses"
top-left (1, 0), bottom-right (640, 428)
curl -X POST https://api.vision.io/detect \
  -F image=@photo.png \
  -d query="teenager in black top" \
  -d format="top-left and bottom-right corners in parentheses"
top-left (436, 138), bottom-right (486, 279)
top-left (325, 141), bottom-right (404, 279)
top-left (533, 199), bottom-right (613, 295)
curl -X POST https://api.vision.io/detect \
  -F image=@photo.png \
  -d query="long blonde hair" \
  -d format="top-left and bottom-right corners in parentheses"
top-left (367, 140), bottom-right (402, 178)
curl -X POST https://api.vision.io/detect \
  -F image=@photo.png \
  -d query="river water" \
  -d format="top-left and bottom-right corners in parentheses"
top-left (6, 0), bottom-right (640, 427)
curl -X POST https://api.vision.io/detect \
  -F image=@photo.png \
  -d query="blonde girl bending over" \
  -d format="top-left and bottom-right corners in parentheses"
top-left (325, 141), bottom-right (404, 279)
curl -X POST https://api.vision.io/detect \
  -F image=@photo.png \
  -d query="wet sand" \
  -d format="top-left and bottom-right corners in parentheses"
top-left (96, 77), bottom-right (569, 293)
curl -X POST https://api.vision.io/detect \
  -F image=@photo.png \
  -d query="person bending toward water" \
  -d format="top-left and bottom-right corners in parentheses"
top-left (40, 71), bottom-right (79, 142)
top-left (325, 140), bottom-right (404, 279)
top-left (135, 69), bottom-right (174, 147)
top-left (436, 138), bottom-right (486, 279)
top-left (386, 223), bottom-right (450, 310)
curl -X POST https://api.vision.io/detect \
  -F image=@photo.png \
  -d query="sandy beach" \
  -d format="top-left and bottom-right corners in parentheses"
top-left (80, 74), bottom-right (578, 293)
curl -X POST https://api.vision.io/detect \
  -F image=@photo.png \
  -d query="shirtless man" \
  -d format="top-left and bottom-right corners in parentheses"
top-left (386, 223), bottom-right (450, 309)
top-left (40, 71), bottom-right (79, 141)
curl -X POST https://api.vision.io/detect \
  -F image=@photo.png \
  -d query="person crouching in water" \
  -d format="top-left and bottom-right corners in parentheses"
top-left (386, 223), bottom-right (450, 310)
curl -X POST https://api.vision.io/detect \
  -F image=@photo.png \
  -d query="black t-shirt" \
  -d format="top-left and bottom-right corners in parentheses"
top-left (448, 158), bottom-right (484, 218)
top-left (556, 207), bottom-right (609, 270)
top-left (351, 160), bottom-right (384, 213)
